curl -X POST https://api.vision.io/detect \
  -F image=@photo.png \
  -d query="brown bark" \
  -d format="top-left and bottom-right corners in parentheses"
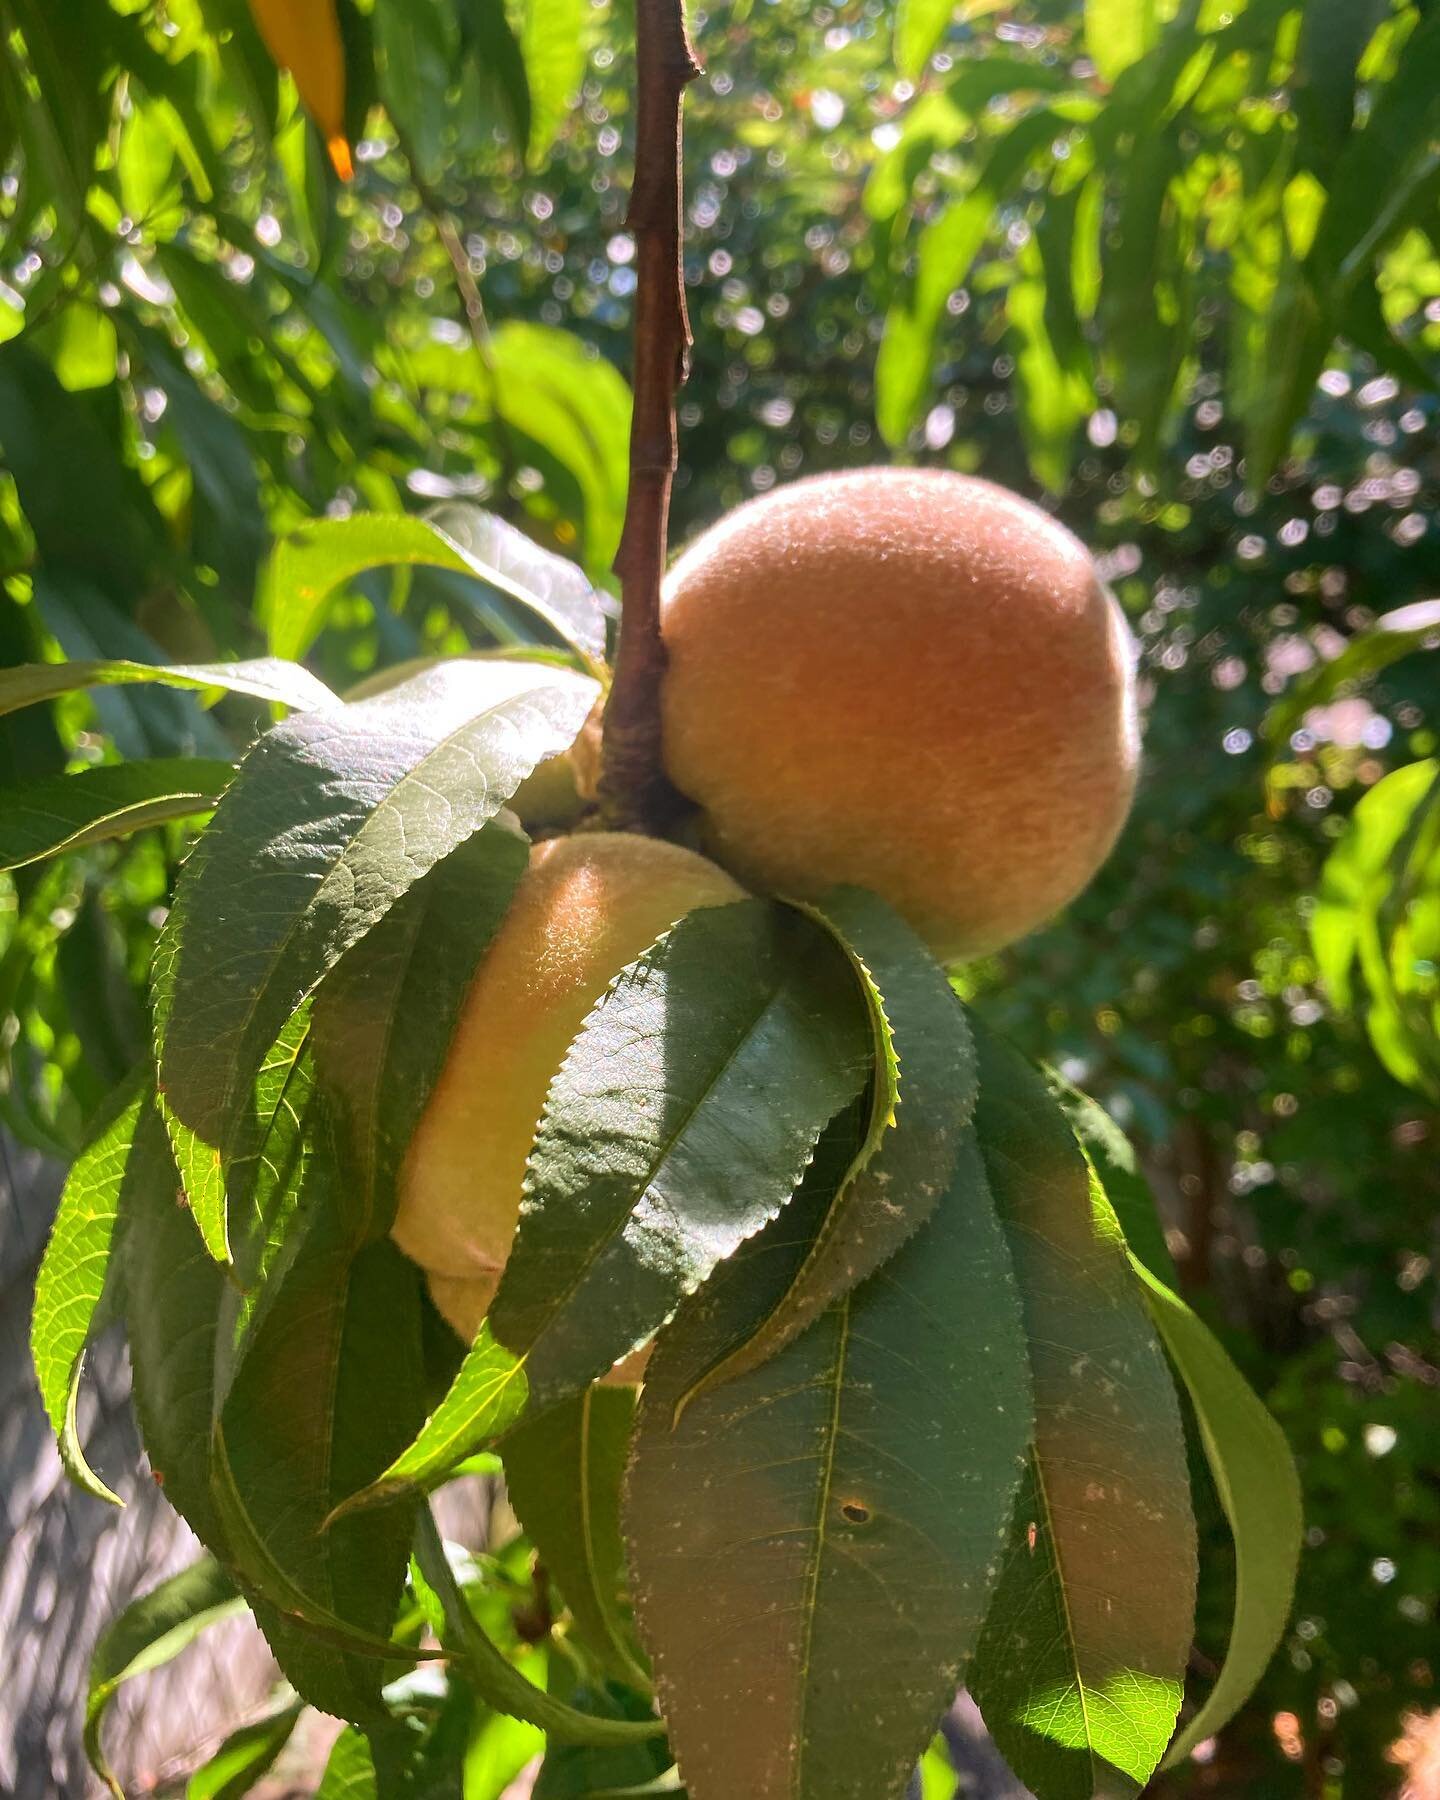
top-left (597, 0), bottom-right (702, 834)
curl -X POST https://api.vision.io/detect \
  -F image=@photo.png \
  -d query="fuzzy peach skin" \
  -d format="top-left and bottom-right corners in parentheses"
top-left (659, 467), bottom-right (1140, 963)
top-left (391, 832), bottom-right (746, 1292)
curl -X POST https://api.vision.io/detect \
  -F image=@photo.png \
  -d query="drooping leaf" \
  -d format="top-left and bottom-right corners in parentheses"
top-left (1047, 1071), bottom-right (1178, 1285)
top-left (215, 1198), bottom-right (429, 1721)
top-left (332, 1323), bottom-right (529, 1520)
top-left (969, 1028), bottom-right (1197, 1800)
top-left (504, 1385), bottom-right (648, 1689)
top-left (185, 1701), bottom-right (306, 1800)
top-left (120, 1097), bottom-right (231, 1553)
top-left (152, 657), bottom-right (598, 1262)
top-left (260, 508), bottom-right (605, 666)
top-left (678, 888), bottom-right (974, 1403)
top-left (626, 1107), bottom-right (1032, 1800)
top-left (84, 1556), bottom-right (247, 1799)
top-left (532, 1660), bottom-right (672, 1799)
top-left (489, 900), bottom-right (872, 1411)
top-left (1132, 1262), bottom-right (1302, 1767)
top-left (413, 1511), bottom-right (668, 1747)
top-left (0, 757), bottom-right (233, 870)
top-left (314, 821), bottom-right (530, 1246)
top-left (30, 1070), bottom-right (146, 1506)
top-left (0, 656), bottom-right (337, 720)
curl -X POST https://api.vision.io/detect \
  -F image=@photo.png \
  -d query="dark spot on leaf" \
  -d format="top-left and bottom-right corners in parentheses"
top-left (841, 1499), bottom-right (871, 1525)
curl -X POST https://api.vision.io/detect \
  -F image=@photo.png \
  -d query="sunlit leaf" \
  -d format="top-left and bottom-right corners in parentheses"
top-left (1134, 1263), bottom-right (1302, 1766)
top-left (0, 657), bottom-right (337, 721)
top-left (970, 1030), bottom-right (1197, 1799)
top-left (30, 1072), bottom-right (146, 1506)
top-left (260, 509), bottom-right (606, 664)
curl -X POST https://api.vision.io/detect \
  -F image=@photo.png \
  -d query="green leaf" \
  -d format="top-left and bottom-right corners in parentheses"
top-left (0, 757), bottom-right (233, 870)
top-left (31, 1071), bottom-right (146, 1506)
top-left (459, 0), bottom-right (532, 156)
top-left (120, 1096), bottom-right (232, 1553)
top-left (626, 1106), bottom-right (1032, 1800)
top-left (1047, 1071), bottom-right (1178, 1286)
top-left (374, 0), bottom-right (460, 183)
top-left (894, 0), bottom-right (954, 80)
top-left (876, 109), bottom-right (1067, 446)
top-left (489, 900), bottom-right (872, 1411)
top-left (917, 1739), bottom-right (958, 1799)
top-left (488, 324), bottom-right (632, 572)
top-left (1085, 0), bottom-right (1160, 84)
top-left (533, 1662), bottom-right (672, 1799)
top-left (152, 657), bottom-right (599, 1262)
top-left (85, 1556), bottom-right (247, 1799)
top-left (518, 0), bottom-right (589, 164)
top-left (504, 1386), bottom-right (648, 1689)
top-left (969, 1028), bottom-right (1197, 1800)
top-left (1266, 601), bottom-right (1440, 748)
top-left (678, 889), bottom-right (975, 1403)
top-left (186, 1701), bottom-right (305, 1800)
top-left (260, 508), bottom-right (605, 666)
top-left (414, 1511), bottom-right (667, 1746)
top-left (0, 656), bottom-right (338, 720)
top-left (314, 822), bottom-right (530, 1246)
top-left (1132, 1263), bottom-right (1302, 1767)
top-left (334, 1324), bottom-right (529, 1520)
top-left (215, 1202), bottom-right (429, 1721)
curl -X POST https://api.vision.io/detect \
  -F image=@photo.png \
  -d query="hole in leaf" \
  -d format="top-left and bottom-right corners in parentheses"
top-left (840, 1499), bottom-right (871, 1525)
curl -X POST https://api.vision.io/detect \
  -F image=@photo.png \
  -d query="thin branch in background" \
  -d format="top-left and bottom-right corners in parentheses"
top-left (598, 0), bottom-right (701, 834)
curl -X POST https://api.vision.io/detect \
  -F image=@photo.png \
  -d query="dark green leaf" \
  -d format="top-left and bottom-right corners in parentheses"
top-left (489, 900), bottom-right (871, 1410)
top-left (533, 1663), bottom-right (672, 1799)
top-left (120, 1096), bottom-right (232, 1553)
top-left (85, 1556), bottom-right (246, 1799)
top-left (969, 1029), bottom-right (1197, 1800)
top-left (216, 1201), bottom-right (429, 1721)
top-left (30, 1070), bottom-right (146, 1506)
top-left (314, 822), bottom-right (529, 1246)
top-left (678, 888), bottom-right (974, 1402)
top-left (626, 1108), bottom-right (1031, 1800)
top-left (0, 757), bottom-right (233, 870)
top-left (505, 1386), bottom-right (648, 1689)
top-left (414, 1511), bottom-right (667, 1746)
top-left (152, 657), bottom-right (598, 1262)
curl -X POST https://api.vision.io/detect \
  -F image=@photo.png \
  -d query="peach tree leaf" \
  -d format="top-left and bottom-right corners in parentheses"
top-left (969, 1028), bottom-right (1197, 1800)
top-left (152, 658), bottom-right (598, 1262)
top-left (0, 756), bottom-right (233, 870)
top-left (489, 900), bottom-right (873, 1411)
top-left (30, 1070), bottom-right (146, 1507)
top-left (626, 1103), bottom-right (1031, 1800)
top-left (677, 887), bottom-right (974, 1404)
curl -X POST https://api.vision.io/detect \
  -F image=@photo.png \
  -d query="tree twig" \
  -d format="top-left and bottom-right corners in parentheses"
top-left (598, 0), bottom-right (702, 833)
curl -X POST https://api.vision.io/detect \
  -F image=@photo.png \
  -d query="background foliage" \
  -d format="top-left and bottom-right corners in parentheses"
top-left (2, 0), bottom-right (1438, 1793)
